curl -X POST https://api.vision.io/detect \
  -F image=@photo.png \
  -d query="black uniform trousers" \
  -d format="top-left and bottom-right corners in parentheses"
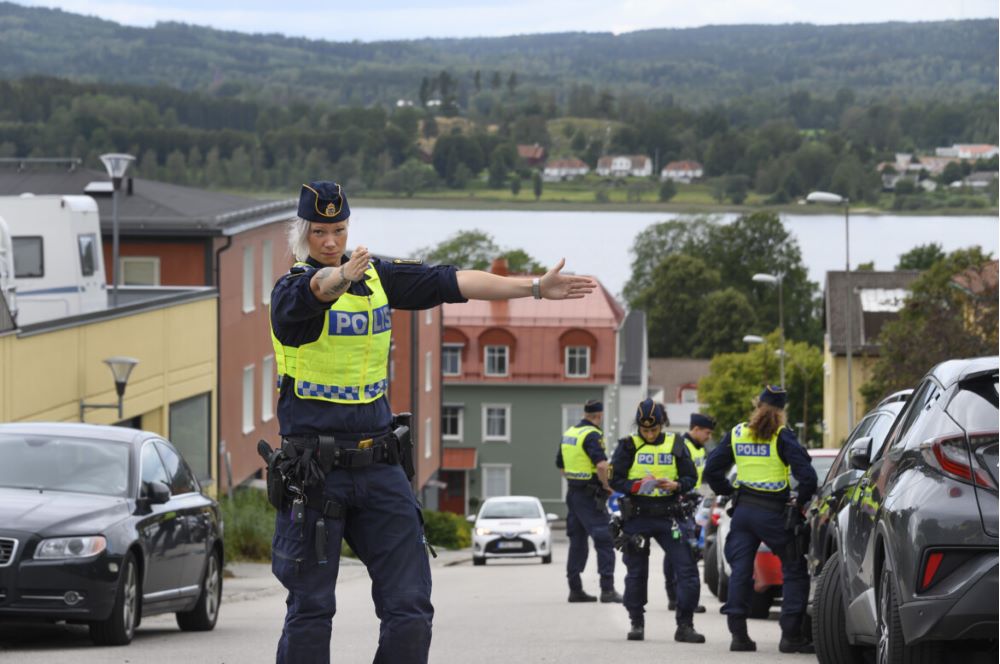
top-left (623, 514), bottom-right (700, 626)
top-left (564, 485), bottom-right (616, 592)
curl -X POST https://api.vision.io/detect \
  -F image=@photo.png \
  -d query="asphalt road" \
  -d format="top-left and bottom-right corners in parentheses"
top-left (0, 533), bottom-right (817, 663)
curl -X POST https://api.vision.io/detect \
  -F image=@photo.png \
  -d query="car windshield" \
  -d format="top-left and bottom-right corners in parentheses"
top-left (480, 501), bottom-right (541, 519)
top-left (789, 455), bottom-right (836, 490)
top-left (0, 434), bottom-right (131, 497)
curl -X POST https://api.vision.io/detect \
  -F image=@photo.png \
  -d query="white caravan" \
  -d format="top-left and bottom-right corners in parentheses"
top-left (0, 194), bottom-right (107, 326)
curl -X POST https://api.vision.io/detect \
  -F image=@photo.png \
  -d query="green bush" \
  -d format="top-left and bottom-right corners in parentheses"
top-left (219, 488), bottom-right (274, 562)
top-left (422, 509), bottom-right (471, 550)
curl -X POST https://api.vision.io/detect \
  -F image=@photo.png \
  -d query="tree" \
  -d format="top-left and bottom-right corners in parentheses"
top-left (532, 171), bottom-right (542, 201)
top-left (692, 288), bottom-right (757, 358)
top-left (501, 249), bottom-right (545, 274)
top-left (861, 247), bottom-right (998, 408)
top-left (417, 229), bottom-right (544, 272)
top-left (624, 217), bottom-right (715, 297)
top-left (658, 179), bottom-right (677, 202)
top-left (896, 243), bottom-right (945, 270)
top-left (510, 176), bottom-right (521, 197)
top-left (632, 254), bottom-right (722, 357)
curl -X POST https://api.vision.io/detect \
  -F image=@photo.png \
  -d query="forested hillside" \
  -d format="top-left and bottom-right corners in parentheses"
top-left (0, 2), bottom-right (995, 107)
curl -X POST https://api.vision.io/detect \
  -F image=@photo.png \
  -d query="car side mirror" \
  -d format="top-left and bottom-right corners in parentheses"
top-left (848, 436), bottom-right (873, 471)
top-left (465, 514), bottom-right (477, 523)
top-left (546, 513), bottom-right (559, 522)
top-left (717, 495), bottom-right (730, 507)
top-left (145, 480), bottom-right (171, 505)
top-left (831, 469), bottom-right (863, 494)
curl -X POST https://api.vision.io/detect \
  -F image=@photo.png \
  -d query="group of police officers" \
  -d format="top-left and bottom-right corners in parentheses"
top-left (558, 387), bottom-right (817, 654)
top-left (264, 179), bottom-right (817, 663)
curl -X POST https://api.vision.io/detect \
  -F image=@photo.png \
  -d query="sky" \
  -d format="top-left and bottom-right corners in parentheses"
top-left (12, 0), bottom-right (1000, 42)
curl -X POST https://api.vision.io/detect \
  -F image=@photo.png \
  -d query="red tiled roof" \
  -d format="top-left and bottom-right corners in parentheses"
top-left (545, 158), bottom-right (588, 169)
top-left (517, 144), bottom-right (546, 160)
top-left (952, 260), bottom-right (999, 295)
top-left (442, 447), bottom-right (477, 470)
top-left (663, 160), bottom-right (702, 171)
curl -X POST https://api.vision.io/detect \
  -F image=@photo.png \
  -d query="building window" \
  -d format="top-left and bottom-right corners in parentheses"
top-left (242, 245), bottom-right (255, 313)
top-left (12, 236), bottom-right (43, 277)
top-left (425, 351), bottom-right (432, 392)
top-left (442, 404), bottom-right (463, 440)
top-left (168, 393), bottom-right (211, 481)
top-left (261, 355), bottom-right (275, 422)
top-left (424, 417), bottom-right (432, 459)
top-left (562, 404), bottom-right (585, 431)
top-left (442, 344), bottom-right (462, 376)
top-left (484, 345), bottom-right (508, 377)
top-left (77, 234), bottom-right (97, 277)
top-left (680, 387), bottom-right (699, 403)
top-left (482, 404), bottom-right (511, 442)
top-left (242, 364), bottom-right (255, 433)
top-left (425, 308), bottom-right (433, 326)
top-left (565, 346), bottom-right (590, 378)
top-left (482, 464), bottom-right (511, 499)
top-left (120, 257), bottom-right (160, 286)
top-left (261, 240), bottom-right (273, 306)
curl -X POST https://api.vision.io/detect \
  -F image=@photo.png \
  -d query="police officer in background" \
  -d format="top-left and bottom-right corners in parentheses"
top-left (611, 399), bottom-right (705, 644)
top-left (664, 412), bottom-right (715, 612)
top-left (556, 399), bottom-right (622, 603)
top-left (268, 181), bottom-right (596, 664)
top-left (703, 386), bottom-right (817, 654)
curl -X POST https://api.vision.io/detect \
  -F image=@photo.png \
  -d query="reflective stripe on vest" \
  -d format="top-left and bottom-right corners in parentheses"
top-left (685, 439), bottom-right (706, 490)
top-left (561, 425), bottom-right (602, 481)
top-left (627, 433), bottom-right (679, 497)
top-left (730, 422), bottom-right (790, 492)
top-left (270, 261), bottom-right (391, 404)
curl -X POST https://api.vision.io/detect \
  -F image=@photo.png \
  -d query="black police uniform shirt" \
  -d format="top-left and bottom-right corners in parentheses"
top-left (270, 255), bottom-right (467, 436)
top-left (555, 419), bottom-right (608, 488)
top-left (609, 433), bottom-right (698, 496)
top-left (702, 427), bottom-right (818, 507)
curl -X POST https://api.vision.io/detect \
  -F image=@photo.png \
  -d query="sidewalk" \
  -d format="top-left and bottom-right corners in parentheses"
top-left (222, 546), bottom-right (472, 603)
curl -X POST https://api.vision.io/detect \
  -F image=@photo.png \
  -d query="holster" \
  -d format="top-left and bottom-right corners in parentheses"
top-left (257, 439), bottom-right (293, 510)
top-left (619, 495), bottom-right (636, 521)
top-left (783, 503), bottom-right (809, 559)
top-left (393, 412), bottom-right (414, 481)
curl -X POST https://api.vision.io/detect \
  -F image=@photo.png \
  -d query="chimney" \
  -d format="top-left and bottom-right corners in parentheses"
top-left (490, 257), bottom-right (509, 277)
top-left (126, 177), bottom-right (134, 196)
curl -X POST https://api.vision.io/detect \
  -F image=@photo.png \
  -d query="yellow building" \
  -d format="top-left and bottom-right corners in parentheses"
top-left (0, 289), bottom-right (219, 492)
top-left (822, 270), bottom-right (919, 448)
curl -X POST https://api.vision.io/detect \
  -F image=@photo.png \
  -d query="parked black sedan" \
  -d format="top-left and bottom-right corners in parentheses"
top-left (0, 423), bottom-right (224, 646)
top-left (813, 357), bottom-right (998, 663)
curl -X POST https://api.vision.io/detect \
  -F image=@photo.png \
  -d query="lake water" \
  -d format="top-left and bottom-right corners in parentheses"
top-left (350, 207), bottom-right (999, 297)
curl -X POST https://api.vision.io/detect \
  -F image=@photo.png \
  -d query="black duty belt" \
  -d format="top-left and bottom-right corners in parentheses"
top-left (282, 432), bottom-right (398, 473)
top-left (735, 490), bottom-right (786, 513)
top-left (631, 499), bottom-right (684, 518)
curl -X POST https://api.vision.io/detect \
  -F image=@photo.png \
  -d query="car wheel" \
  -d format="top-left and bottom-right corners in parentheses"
top-left (90, 551), bottom-right (139, 646)
top-left (541, 554), bottom-right (552, 564)
top-left (703, 541), bottom-right (719, 597)
top-left (748, 588), bottom-right (773, 619)
top-left (176, 549), bottom-right (222, 632)
top-left (473, 556), bottom-right (486, 566)
top-left (876, 563), bottom-right (940, 664)
top-left (717, 564), bottom-right (729, 603)
top-left (815, 555), bottom-right (862, 664)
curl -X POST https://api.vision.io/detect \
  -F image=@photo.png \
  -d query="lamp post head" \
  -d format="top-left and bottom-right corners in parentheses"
top-left (104, 356), bottom-right (139, 396)
top-left (806, 191), bottom-right (848, 205)
top-left (99, 153), bottom-right (135, 189)
top-left (752, 273), bottom-right (780, 285)
top-left (742, 335), bottom-right (764, 345)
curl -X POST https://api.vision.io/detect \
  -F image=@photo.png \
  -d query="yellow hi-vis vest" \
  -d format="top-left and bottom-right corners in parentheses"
top-left (560, 424), bottom-right (603, 481)
top-left (685, 438), bottom-right (706, 490)
top-left (270, 262), bottom-right (391, 404)
top-left (627, 433), bottom-right (680, 497)
top-left (730, 422), bottom-right (790, 493)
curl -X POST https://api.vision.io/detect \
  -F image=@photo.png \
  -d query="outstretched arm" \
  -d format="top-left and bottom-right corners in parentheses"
top-left (456, 258), bottom-right (596, 301)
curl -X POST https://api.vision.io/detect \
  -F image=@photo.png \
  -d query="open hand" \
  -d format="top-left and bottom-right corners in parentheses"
top-left (343, 246), bottom-right (370, 281)
top-left (657, 478), bottom-right (679, 492)
top-left (539, 258), bottom-right (596, 300)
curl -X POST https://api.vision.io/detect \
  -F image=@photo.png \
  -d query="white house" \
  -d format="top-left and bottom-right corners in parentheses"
top-left (935, 144), bottom-right (999, 160)
top-left (660, 160), bottom-right (704, 183)
top-left (542, 158), bottom-right (590, 182)
top-left (596, 155), bottom-right (652, 178)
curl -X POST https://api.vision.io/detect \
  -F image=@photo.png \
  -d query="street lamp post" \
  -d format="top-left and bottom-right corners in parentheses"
top-left (99, 153), bottom-right (135, 308)
top-left (752, 272), bottom-right (784, 386)
top-left (806, 191), bottom-right (853, 430)
top-left (742, 334), bottom-right (767, 381)
top-left (80, 356), bottom-right (140, 421)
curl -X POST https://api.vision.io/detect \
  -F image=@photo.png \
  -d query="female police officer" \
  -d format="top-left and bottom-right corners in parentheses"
top-left (268, 181), bottom-right (596, 664)
top-left (610, 398), bottom-right (705, 644)
top-left (702, 385), bottom-right (817, 654)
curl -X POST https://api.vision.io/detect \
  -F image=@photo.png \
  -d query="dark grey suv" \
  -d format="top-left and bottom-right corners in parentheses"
top-left (813, 357), bottom-right (998, 663)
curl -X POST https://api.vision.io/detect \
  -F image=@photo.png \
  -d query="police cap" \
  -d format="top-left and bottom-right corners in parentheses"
top-left (758, 384), bottom-right (788, 409)
top-left (298, 181), bottom-right (350, 223)
top-left (690, 413), bottom-right (716, 430)
top-left (583, 400), bottom-right (603, 413)
top-left (635, 398), bottom-right (666, 427)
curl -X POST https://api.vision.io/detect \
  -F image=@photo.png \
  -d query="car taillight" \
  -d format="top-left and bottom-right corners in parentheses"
top-left (921, 433), bottom-right (997, 490)
top-left (710, 509), bottom-right (722, 526)
top-left (920, 551), bottom-right (943, 591)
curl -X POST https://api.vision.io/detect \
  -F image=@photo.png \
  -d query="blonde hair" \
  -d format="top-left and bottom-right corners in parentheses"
top-left (748, 403), bottom-right (785, 441)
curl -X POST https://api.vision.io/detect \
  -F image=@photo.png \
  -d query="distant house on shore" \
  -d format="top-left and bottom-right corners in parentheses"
top-left (542, 158), bottom-right (590, 181)
top-left (935, 144), bottom-right (999, 160)
top-left (596, 155), bottom-right (652, 178)
top-left (517, 144), bottom-right (547, 167)
top-left (660, 160), bottom-right (703, 183)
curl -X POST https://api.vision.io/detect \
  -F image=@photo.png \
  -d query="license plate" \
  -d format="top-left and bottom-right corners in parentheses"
top-left (497, 541), bottom-right (522, 550)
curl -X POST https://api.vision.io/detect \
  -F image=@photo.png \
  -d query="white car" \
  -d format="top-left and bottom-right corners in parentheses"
top-left (467, 496), bottom-right (557, 566)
